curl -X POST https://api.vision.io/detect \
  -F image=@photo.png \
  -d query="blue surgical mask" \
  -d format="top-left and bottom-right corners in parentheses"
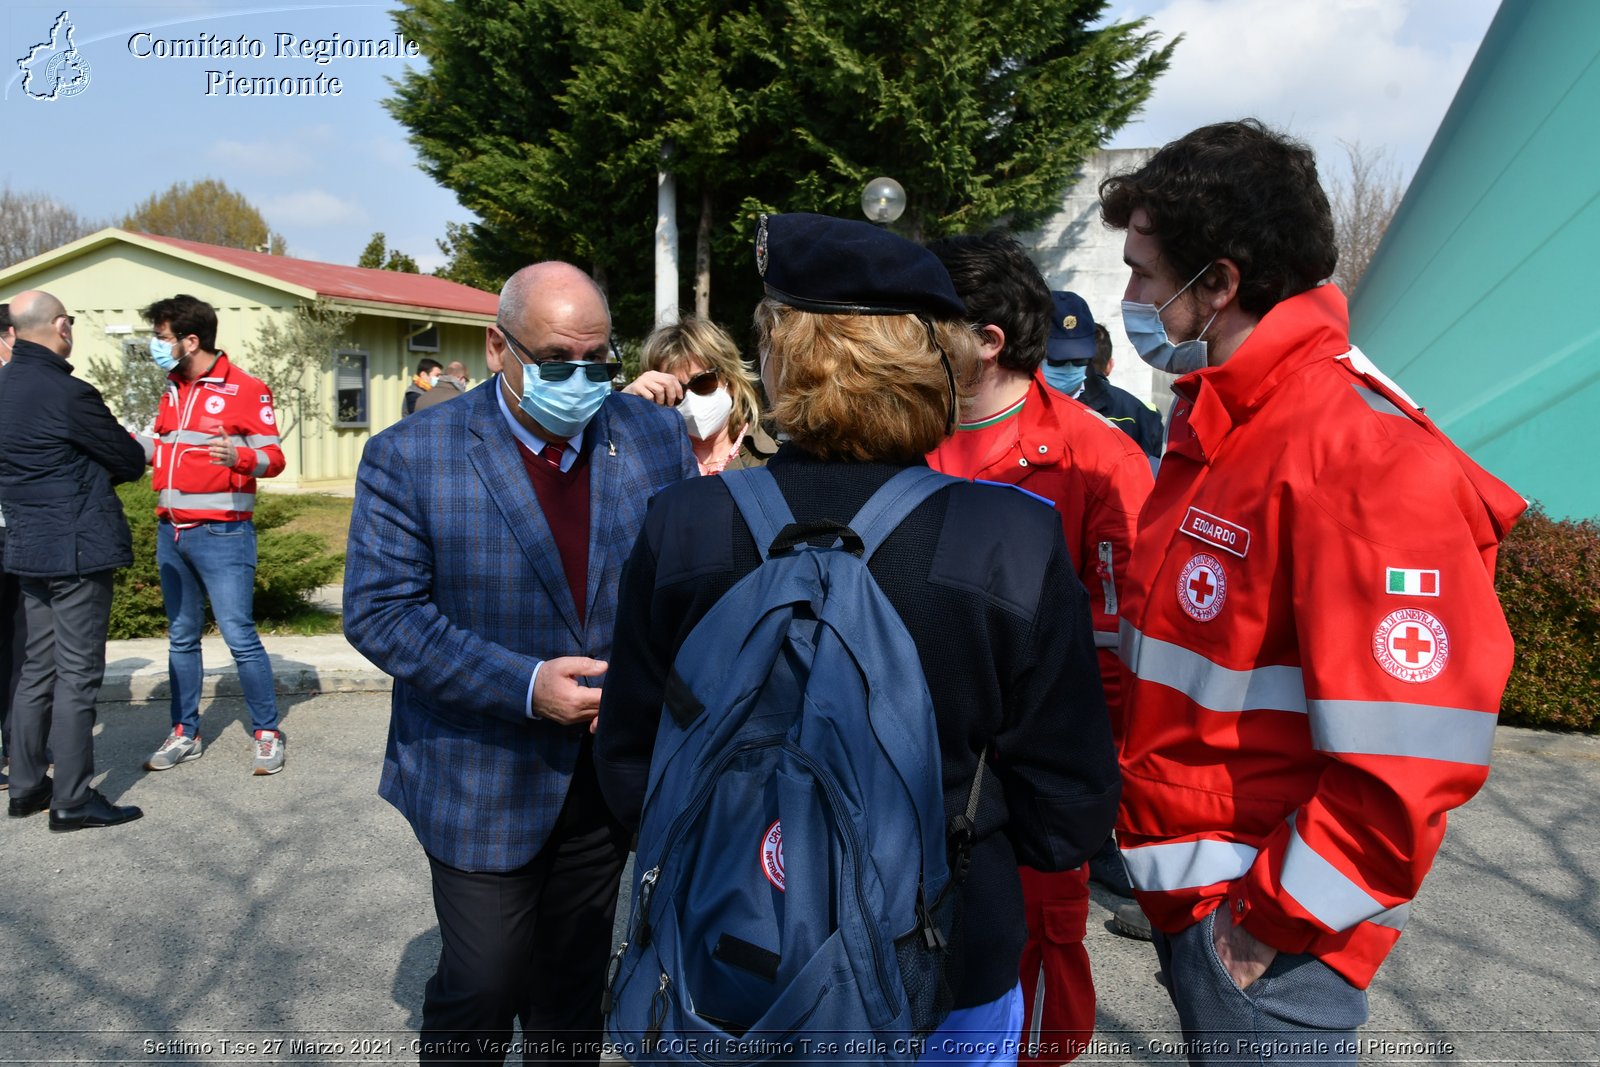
top-left (1122, 262), bottom-right (1219, 375)
top-left (512, 367), bottom-right (611, 439)
top-left (150, 337), bottom-right (180, 371)
top-left (1042, 361), bottom-right (1088, 397)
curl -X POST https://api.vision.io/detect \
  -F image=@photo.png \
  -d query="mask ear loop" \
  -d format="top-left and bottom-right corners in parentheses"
top-left (918, 315), bottom-right (958, 434)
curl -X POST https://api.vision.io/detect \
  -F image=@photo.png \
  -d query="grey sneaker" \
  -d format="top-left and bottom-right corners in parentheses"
top-left (252, 730), bottom-right (285, 775)
top-left (145, 728), bottom-right (203, 771)
top-left (1112, 900), bottom-right (1154, 941)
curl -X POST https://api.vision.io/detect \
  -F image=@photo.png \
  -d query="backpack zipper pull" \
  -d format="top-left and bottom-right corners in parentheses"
top-left (600, 940), bottom-right (628, 1015)
top-left (635, 866), bottom-right (660, 947)
top-left (644, 972), bottom-right (670, 1053)
top-left (918, 896), bottom-right (947, 950)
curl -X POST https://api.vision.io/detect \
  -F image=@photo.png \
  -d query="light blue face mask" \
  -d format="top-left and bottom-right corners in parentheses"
top-left (150, 336), bottom-right (180, 372)
top-left (1042, 361), bottom-right (1088, 396)
top-left (1122, 262), bottom-right (1219, 375)
top-left (512, 365), bottom-right (612, 439)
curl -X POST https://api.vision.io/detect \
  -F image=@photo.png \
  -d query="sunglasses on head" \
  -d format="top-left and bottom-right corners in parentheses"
top-left (675, 369), bottom-right (720, 403)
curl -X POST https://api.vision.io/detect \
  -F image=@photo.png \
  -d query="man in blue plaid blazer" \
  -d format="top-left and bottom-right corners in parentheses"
top-left (344, 262), bottom-right (696, 1064)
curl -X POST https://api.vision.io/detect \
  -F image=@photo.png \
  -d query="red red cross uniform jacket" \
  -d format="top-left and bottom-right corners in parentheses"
top-left (1115, 284), bottom-right (1525, 988)
top-left (138, 353), bottom-right (286, 524)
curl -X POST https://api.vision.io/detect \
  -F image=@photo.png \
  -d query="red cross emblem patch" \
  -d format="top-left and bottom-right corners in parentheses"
top-left (761, 820), bottom-right (785, 892)
top-left (1177, 552), bottom-right (1227, 622)
top-left (1373, 608), bottom-right (1450, 683)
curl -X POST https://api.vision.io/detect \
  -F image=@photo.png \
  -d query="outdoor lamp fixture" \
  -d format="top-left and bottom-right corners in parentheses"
top-left (860, 176), bottom-right (907, 225)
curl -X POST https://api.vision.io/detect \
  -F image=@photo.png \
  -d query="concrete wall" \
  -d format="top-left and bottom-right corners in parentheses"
top-left (1021, 147), bottom-right (1174, 420)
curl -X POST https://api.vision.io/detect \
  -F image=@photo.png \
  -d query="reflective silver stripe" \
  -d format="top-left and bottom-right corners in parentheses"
top-left (244, 434), bottom-right (280, 449)
top-left (1120, 621), bottom-right (1307, 713)
top-left (158, 489), bottom-right (255, 513)
top-left (252, 452), bottom-right (270, 477)
top-left (1366, 903), bottom-right (1410, 931)
top-left (160, 430), bottom-right (217, 446)
top-left (138, 435), bottom-right (156, 462)
top-left (1279, 818), bottom-right (1388, 932)
top-left (1121, 838), bottom-right (1259, 892)
top-left (1309, 699), bottom-right (1497, 766)
top-left (1352, 383), bottom-right (1406, 419)
top-left (1094, 630), bottom-right (1120, 648)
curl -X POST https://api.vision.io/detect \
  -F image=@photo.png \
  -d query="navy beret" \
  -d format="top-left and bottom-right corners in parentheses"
top-left (756, 212), bottom-right (965, 319)
top-left (1046, 291), bottom-right (1097, 363)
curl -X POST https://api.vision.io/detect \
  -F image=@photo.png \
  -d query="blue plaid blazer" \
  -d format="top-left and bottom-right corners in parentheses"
top-left (344, 382), bottom-right (697, 871)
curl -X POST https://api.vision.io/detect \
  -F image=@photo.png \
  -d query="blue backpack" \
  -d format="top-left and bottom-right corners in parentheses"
top-left (604, 466), bottom-right (987, 1065)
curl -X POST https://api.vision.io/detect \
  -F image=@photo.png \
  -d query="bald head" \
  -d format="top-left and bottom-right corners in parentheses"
top-left (445, 361), bottom-right (469, 379)
top-left (498, 262), bottom-right (608, 332)
top-left (9, 290), bottom-right (73, 356)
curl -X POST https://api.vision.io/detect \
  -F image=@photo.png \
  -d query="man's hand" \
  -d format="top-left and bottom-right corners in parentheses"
top-left (208, 436), bottom-right (237, 467)
top-left (1212, 913), bottom-right (1278, 990)
top-left (533, 656), bottom-right (607, 727)
top-left (622, 370), bottom-right (684, 407)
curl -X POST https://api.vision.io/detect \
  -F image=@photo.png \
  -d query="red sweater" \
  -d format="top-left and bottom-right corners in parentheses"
top-left (517, 442), bottom-right (591, 625)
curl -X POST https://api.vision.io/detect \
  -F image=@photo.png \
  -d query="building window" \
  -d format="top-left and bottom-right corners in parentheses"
top-left (334, 349), bottom-right (369, 427)
top-left (407, 321), bottom-right (440, 352)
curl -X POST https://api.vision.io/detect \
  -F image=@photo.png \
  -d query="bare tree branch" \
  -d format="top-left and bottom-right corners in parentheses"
top-left (1329, 140), bottom-right (1406, 293)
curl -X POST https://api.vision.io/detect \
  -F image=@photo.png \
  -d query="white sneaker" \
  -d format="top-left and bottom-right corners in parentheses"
top-left (252, 730), bottom-right (285, 775)
top-left (145, 728), bottom-right (204, 771)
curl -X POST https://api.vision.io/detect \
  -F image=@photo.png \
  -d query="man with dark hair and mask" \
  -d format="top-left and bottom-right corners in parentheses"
top-left (344, 262), bottom-right (696, 1064)
top-left (1102, 118), bottom-right (1525, 1065)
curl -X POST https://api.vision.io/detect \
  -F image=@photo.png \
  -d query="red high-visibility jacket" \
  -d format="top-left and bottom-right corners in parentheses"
top-left (138, 352), bottom-right (285, 524)
top-left (1115, 285), bottom-right (1525, 988)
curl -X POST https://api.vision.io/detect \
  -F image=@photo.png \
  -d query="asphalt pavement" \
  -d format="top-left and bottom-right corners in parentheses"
top-left (1, 635), bottom-right (1596, 1065)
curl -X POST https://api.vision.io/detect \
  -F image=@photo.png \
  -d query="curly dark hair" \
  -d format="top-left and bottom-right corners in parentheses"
top-left (139, 294), bottom-right (219, 351)
top-left (1099, 119), bottom-right (1337, 317)
top-left (925, 231), bottom-right (1054, 375)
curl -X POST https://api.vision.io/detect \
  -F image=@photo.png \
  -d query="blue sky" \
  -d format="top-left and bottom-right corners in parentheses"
top-left (3, 0), bottom-right (1502, 273)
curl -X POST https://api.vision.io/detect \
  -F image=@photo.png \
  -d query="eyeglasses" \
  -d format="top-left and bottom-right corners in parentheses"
top-left (497, 321), bottom-right (620, 382)
top-left (55, 315), bottom-right (76, 326)
top-left (674, 370), bottom-right (720, 403)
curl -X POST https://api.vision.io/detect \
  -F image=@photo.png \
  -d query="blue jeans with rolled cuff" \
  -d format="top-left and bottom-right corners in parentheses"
top-left (157, 519), bottom-right (278, 736)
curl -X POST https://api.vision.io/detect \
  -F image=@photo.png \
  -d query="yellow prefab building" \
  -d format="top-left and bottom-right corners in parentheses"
top-left (0, 228), bottom-right (499, 488)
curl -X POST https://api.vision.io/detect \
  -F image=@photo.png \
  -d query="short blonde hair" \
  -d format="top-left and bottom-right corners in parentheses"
top-left (754, 298), bottom-right (979, 463)
top-left (641, 317), bottom-right (763, 439)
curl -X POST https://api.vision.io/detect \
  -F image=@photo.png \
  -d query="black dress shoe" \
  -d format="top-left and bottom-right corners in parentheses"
top-left (1088, 834), bottom-right (1136, 897)
top-left (48, 788), bottom-right (144, 832)
top-left (8, 778), bottom-right (52, 818)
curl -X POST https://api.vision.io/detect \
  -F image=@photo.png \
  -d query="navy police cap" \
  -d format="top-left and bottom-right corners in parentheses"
top-left (1046, 291), bottom-right (1097, 364)
top-left (755, 212), bottom-right (965, 319)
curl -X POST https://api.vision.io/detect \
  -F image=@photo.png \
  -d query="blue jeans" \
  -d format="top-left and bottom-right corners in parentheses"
top-left (1152, 909), bottom-right (1369, 1066)
top-left (157, 519), bottom-right (278, 735)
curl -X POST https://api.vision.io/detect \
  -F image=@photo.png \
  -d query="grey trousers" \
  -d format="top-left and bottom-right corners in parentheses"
top-left (10, 571), bottom-right (115, 809)
top-left (1152, 909), bottom-right (1369, 1066)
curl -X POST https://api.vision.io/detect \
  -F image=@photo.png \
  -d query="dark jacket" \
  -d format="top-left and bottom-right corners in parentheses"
top-left (0, 340), bottom-right (147, 578)
top-left (1082, 369), bottom-right (1165, 459)
top-left (595, 446), bottom-right (1121, 1008)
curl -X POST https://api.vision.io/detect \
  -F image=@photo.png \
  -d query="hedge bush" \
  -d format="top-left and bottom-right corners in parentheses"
top-left (1495, 504), bottom-right (1600, 732)
top-left (108, 480), bottom-right (345, 639)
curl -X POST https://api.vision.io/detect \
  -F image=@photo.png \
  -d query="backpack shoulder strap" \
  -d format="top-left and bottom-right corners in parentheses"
top-left (849, 466), bottom-right (960, 559)
top-left (720, 467), bottom-right (797, 563)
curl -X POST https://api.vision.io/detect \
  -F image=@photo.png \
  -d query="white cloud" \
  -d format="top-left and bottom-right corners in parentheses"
top-left (1104, 0), bottom-right (1499, 178)
top-left (260, 188), bottom-right (367, 227)
top-left (206, 124), bottom-right (338, 179)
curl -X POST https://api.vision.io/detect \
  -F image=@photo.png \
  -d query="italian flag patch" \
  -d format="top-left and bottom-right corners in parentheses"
top-left (1386, 568), bottom-right (1440, 597)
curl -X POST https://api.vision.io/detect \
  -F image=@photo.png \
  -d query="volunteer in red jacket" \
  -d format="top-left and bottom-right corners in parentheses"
top-left (1102, 120), bottom-right (1524, 1063)
top-left (926, 233), bottom-right (1152, 1064)
top-left (136, 295), bottom-right (289, 776)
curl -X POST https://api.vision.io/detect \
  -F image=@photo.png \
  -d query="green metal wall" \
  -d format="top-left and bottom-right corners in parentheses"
top-left (1349, 0), bottom-right (1600, 521)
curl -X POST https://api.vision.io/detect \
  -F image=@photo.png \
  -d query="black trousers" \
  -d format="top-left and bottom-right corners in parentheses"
top-left (0, 527), bottom-right (26, 760)
top-left (421, 740), bottom-right (630, 1066)
top-left (10, 571), bottom-right (114, 808)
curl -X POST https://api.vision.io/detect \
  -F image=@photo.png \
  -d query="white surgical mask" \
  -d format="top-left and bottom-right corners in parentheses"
top-left (680, 386), bottom-right (733, 441)
top-left (1122, 262), bottom-right (1218, 375)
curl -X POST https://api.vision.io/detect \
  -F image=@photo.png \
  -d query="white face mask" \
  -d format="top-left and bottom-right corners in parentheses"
top-left (680, 386), bottom-right (733, 441)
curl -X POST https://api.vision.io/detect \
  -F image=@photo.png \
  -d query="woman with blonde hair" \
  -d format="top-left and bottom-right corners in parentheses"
top-left (624, 316), bottom-right (777, 473)
top-left (596, 213), bottom-right (1118, 1063)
